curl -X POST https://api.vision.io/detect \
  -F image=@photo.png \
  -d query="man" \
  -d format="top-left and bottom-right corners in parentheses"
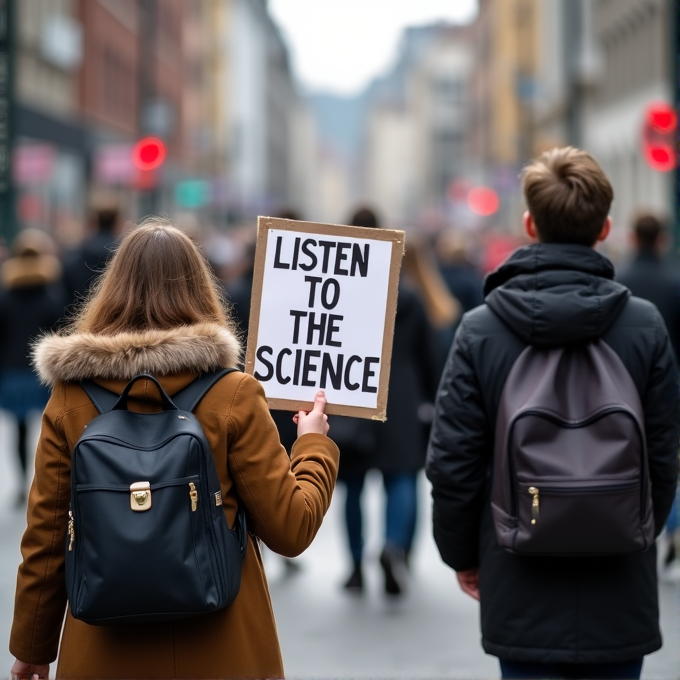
top-left (426, 147), bottom-right (679, 680)
top-left (62, 199), bottom-right (121, 309)
top-left (618, 213), bottom-right (680, 582)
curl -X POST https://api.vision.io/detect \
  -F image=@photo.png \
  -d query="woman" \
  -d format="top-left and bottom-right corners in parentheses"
top-left (9, 218), bottom-right (339, 679)
top-left (0, 229), bottom-right (65, 507)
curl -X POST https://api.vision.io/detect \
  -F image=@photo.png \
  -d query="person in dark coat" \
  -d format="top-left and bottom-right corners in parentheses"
top-left (426, 147), bottom-right (679, 680)
top-left (62, 200), bottom-right (120, 311)
top-left (338, 208), bottom-right (441, 596)
top-left (0, 230), bottom-right (66, 506)
top-left (617, 213), bottom-right (680, 582)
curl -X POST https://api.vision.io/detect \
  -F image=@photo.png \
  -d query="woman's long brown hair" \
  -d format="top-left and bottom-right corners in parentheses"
top-left (73, 217), bottom-right (235, 335)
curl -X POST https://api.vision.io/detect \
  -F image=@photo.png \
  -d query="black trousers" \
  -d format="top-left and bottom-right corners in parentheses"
top-left (499, 658), bottom-right (643, 680)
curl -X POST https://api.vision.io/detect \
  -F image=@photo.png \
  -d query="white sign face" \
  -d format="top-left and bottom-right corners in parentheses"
top-left (246, 219), bottom-right (404, 419)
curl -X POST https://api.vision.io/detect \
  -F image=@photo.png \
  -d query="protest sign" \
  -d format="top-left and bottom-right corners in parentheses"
top-left (245, 216), bottom-right (405, 420)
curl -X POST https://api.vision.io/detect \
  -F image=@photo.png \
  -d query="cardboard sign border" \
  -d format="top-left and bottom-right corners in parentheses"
top-left (244, 216), bottom-right (405, 421)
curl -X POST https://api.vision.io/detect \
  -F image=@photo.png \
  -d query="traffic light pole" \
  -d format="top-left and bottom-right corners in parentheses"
top-left (0, 0), bottom-right (16, 246)
top-left (138, 0), bottom-right (159, 216)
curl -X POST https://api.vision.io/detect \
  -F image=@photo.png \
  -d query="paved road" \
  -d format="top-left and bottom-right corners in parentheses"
top-left (0, 412), bottom-right (678, 679)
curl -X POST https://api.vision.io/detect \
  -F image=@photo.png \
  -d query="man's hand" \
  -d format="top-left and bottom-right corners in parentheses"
top-left (456, 568), bottom-right (480, 601)
top-left (11, 658), bottom-right (49, 680)
top-left (293, 391), bottom-right (329, 437)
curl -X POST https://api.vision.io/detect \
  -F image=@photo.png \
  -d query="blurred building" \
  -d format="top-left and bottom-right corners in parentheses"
top-left (533, 0), bottom-right (673, 248)
top-left (14, 0), bottom-right (86, 240)
top-left (224, 0), bottom-right (308, 220)
top-left (6, 0), bottom-right (306, 241)
top-left (467, 0), bottom-right (540, 229)
top-left (361, 24), bottom-right (473, 229)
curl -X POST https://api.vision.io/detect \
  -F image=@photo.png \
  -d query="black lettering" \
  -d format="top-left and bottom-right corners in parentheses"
top-left (273, 236), bottom-right (290, 269)
top-left (293, 349), bottom-right (302, 385)
top-left (351, 243), bottom-right (370, 277)
top-left (254, 346), bottom-right (273, 381)
top-left (291, 237), bottom-right (301, 270)
top-left (326, 314), bottom-right (343, 347)
top-left (344, 355), bottom-right (362, 391)
top-left (318, 240), bottom-right (337, 274)
top-left (320, 353), bottom-right (343, 389)
top-left (290, 310), bottom-right (307, 344)
top-left (362, 357), bottom-right (379, 393)
top-left (305, 276), bottom-right (322, 307)
top-left (306, 312), bottom-right (327, 345)
top-left (321, 278), bottom-right (341, 310)
top-left (276, 348), bottom-right (292, 384)
top-left (300, 239), bottom-right (318, 271)
top-left (334, 242), bottom-right (351, 275)
top-left (302, 350), bottom-right (321, 387)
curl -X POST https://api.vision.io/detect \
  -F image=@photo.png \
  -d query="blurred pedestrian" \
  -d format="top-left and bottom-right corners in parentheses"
top-left (435, 230), bottom-right (484, 346)
top-left (9, 217), bottom-right (338, 680)
top-left (427, 148), bottom-right (679, 680)
top-left (0, 229), bottom-right (65, 508)
top-left (338, 207), bottom-right (441, 596)
top-left (617, 213), bottom-right (680, 582)
top-left (62, 197), bottom-right (121, 311)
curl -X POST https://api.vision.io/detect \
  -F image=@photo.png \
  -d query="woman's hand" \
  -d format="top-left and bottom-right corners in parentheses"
top-left (293, 391), bottom-right (329, 437)
top-left (11, 658), bottom-right (50, 680)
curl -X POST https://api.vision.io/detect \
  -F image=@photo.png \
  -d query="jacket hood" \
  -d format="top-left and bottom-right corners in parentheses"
top-left (32, 322), bottom-right (242, 386)
top-left (483, 243), bottom-right (630, 347)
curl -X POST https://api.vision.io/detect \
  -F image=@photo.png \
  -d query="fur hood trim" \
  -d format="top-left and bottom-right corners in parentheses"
top-left (33, 323), bottom-right (242, 386)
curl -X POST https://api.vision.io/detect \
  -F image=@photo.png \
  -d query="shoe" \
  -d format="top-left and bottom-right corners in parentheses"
top-left (379, 545), bottom-right (408, 596)
top-left (282, 558), bottom-right (303, 575)
top-left (343, 563), bottom-right (364, 592)
top-left (660, 562), bottom-right (680, 584)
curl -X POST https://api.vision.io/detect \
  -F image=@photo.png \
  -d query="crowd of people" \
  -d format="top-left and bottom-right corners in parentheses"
top-left (1, 146), bottom-right (679, 680)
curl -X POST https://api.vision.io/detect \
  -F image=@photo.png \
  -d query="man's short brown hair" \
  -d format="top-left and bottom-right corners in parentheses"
top-left (522, 147), bottom-right (614, 246)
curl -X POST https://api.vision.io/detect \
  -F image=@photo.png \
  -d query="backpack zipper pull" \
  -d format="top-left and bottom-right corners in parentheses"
top-left (68, 511), bottom-right (75, 551)
top-left (528, 487), bottom-right (539, 525)
top-left (189, 482), bottom-right (198, 512)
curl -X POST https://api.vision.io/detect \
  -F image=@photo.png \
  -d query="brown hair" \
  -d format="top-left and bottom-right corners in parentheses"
top-left (522, 147), bottom-right (614, 246)
top-left (73, 217), bottom-right (235, 335)
top-left (633, 212), bottom-right (665, 250)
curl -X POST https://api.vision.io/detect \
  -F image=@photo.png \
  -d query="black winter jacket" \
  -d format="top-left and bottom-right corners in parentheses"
top-left (426, 243), bottom-right (679, 664)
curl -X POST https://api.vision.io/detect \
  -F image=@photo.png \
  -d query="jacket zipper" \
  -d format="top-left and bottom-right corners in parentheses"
top-left (525, 481), bottom-right (639, 526)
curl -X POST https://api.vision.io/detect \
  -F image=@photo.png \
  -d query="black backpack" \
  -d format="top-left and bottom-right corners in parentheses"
top-left (66, 370), bottom-right (247, 625)
top-left (491, 339), bottom-right (654, 556)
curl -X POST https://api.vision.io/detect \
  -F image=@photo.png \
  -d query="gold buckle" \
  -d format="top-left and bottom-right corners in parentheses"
top-left (130, 481), bottom-right (152, 512)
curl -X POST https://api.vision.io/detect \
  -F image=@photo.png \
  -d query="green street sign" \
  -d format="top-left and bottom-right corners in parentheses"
top-left (175, 179), bottom-right (209, 209)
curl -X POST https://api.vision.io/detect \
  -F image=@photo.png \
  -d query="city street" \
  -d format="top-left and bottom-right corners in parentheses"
top-left (0, 413), bottom-right (678, 679)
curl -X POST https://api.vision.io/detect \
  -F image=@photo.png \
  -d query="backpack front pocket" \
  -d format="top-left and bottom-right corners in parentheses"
top-left (513, 480), bottom-right (645, 555)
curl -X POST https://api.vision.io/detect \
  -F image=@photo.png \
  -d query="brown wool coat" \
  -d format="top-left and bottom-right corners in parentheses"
top-left (9, 323), bottom-right (339, 679)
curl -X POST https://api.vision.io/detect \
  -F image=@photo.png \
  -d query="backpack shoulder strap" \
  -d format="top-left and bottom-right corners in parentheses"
top-left (172, 367), bottom-right (240, 413)
top-left (80, 379), bottom-right (119, 415)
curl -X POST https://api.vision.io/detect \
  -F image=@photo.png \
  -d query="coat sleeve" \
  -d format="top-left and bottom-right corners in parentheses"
top-left (10, 384), bottom-right (70, 665)
top-left (644, 315), bottom-right (680, 534)
top-left (226, 374), bottom-right (339, 557)
top-left (425, 317), bottom-right (491, 572)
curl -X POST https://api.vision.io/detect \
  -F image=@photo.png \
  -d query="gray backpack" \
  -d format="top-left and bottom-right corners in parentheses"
top-left (491, 339), bottom-right (654, 556)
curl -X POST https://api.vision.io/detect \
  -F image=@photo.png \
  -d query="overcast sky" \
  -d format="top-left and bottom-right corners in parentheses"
top-left (268, 0), bottom-right (478, 96)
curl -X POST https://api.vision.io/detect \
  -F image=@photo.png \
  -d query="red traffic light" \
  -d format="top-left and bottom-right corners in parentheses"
top-left (642, 103), bottom-right (677, 172)
top-left (468, 186), bottom-right (500, 216)
top-left (132, 137), bottom-right (167, 171)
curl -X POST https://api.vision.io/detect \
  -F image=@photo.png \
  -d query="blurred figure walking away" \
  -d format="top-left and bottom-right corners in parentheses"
top-left (62, 198), bottom-right (121, 312)
top-left (436, 230), bottom-right (484, 347)
top-left (0, 230), bottom-right (66, 507)
top-left (337, 207), bottom-right (441, 596)
top-left (617, 213), bottom-right (680, 583)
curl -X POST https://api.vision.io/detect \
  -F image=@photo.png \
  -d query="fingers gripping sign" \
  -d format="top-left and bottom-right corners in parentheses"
top-left (293, 391), bottom-right (330, 437)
